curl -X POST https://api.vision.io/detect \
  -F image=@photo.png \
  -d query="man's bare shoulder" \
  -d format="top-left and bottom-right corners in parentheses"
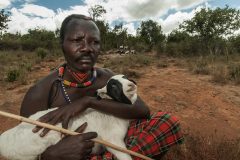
top-left (28, 70), bottom-right (58, 96)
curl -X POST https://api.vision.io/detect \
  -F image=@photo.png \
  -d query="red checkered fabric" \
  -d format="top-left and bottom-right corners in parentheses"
top-left (90, 112), bottom-right (184, 160)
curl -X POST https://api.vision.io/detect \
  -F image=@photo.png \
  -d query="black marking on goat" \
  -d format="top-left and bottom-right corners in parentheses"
top-left (107, 79), bottom-right (132, 104)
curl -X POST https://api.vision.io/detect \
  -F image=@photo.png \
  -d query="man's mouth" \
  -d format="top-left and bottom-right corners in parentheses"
top-left (76, 56), bottom-right (93, 63)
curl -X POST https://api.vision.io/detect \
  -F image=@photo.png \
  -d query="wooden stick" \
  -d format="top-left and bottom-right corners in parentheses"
top-left (0, 110), bottom-right (154, 160)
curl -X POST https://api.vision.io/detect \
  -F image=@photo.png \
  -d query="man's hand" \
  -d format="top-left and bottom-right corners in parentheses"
top-left (32, 97), bottom-right (92, 137)
top-left (41, 122), bottom-right (97, 160)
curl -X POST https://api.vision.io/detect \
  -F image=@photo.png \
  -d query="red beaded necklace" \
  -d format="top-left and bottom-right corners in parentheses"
top-left (66, 66), bottom-right (89, 83)
top-left (58, 65), bottom-right (97, 88)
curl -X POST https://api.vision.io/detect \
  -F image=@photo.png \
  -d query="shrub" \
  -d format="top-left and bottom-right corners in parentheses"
top-left (192, 58), bottom-right (210, 75)
top-left (36, 48), bottom-right (48, 59)
top-left (211, 65), bottom-right (228, 84)
top-left (6, 69), bottom-right (20, 82)
top-left (228, 64), bottom-right (240, 84)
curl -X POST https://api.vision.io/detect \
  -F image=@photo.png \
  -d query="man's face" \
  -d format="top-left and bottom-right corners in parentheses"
top-left (62, 19), bottom-right (101, 72)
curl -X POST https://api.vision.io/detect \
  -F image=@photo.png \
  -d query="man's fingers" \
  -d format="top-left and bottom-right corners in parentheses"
top-left (32, 114), bottom-right (53, 133)
top-left (78, 132), bottom-right (98, 141)
top-left (75, 122), bottom-right (88, 133)
top-left (39, 118), bottom-right (59, 137)
top-left (32, 126), bottom-right (42, 133)
top-left (83, 141), bottom-right (95, 148)
top-left (62, 117), bottom-right (70, 130)
top-left (40, 128), bottom-right (50, 137)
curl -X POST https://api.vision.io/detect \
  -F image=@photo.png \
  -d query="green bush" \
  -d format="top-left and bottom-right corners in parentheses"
top-left (36, 48), bottom-right (48, 59)
top-left (6, 69), bottom-right (20, 82)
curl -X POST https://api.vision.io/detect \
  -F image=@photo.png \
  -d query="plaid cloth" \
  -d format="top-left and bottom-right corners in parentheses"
top-left (90, 112), bottom-right (184, 160)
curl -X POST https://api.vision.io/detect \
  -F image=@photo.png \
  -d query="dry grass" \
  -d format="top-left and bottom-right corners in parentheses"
top-left (185, 54), bottom-right (240, 85)
top-left (0, 50), bottom-right (61, 84)
top-left (162, 134), bottom-right (240, 160)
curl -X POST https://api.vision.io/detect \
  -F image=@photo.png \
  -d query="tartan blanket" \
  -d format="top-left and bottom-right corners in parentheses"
top-left (90, 112), bottom-right (184, 160)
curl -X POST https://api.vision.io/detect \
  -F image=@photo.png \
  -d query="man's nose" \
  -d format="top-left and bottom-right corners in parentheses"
top-left (80, 40), bottom-right (93, 52)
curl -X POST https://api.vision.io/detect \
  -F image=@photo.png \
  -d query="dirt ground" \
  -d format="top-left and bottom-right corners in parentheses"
top-left (0, 54), bottom-right (240, 159)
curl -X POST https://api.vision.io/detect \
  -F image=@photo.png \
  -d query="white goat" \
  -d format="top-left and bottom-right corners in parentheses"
top-left (0, 75), bottom-right (137, 160)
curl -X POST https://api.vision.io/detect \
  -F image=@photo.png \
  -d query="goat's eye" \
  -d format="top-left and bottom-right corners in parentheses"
top-left (122, 75), bottom-right (128, 79)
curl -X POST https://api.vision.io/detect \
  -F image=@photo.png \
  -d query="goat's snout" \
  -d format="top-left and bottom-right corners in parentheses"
top-left (127, 83), bottom-right (136, 92)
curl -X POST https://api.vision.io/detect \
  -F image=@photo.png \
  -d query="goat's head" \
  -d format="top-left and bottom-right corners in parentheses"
top-left (97, 75), bottom-right (137, 104)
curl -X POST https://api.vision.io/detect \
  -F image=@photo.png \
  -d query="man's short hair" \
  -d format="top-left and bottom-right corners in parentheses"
top-left (59, 14), bottom-right (93, 43)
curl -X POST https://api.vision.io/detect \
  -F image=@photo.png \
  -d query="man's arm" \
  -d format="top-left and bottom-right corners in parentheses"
top-left (89, 96), bottom-right (150, 119)
top-left (20, 72), bottom-right (57, 117)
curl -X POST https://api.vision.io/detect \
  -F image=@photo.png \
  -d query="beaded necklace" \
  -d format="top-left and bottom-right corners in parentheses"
top-left (66, 66), bottom-right (89, 83)
top-left (58, 64), bottom-right (97, 104)
top-left (58, 65), bottom-right (97, 88)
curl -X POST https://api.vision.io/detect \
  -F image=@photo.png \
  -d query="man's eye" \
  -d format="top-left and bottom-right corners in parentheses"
top-left (72, 38), bottom-right (83, 42)
top-left (94, 40), bottom-right (100, 44)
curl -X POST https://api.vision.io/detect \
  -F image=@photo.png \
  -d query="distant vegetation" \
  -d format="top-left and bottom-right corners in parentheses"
top-left (0, 5), bottom-right (240, 85)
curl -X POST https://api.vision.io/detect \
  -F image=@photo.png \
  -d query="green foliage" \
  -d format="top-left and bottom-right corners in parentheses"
top-left (137, 20), bottom-right (165, 50)
top-left (180, 6), bottom-right (240, 39)
top-left (0, 9), bottom-right (10, 35)
top-left (88, 5), bottom-right (106, 21)
top-left (134, 40), bottom-right (150, 52)
top-left (228, 35), bottom-right (240, 53)
top-left (166, 37), bottom-right (201, 57)
top-left (36, 47), bottom-right (48, 59)
top-left (180, 6), bottom-right (240, 55)
top-left (21, 28), bottom-right (58, 51)
top-left (167, 30), bottom-right (190, 43)
top-left (95, 20), bottom-right (111, 50)
top-left (112, 23), bottom-right (128, 47)
top-left (6, 69), bottom-right (20, 82)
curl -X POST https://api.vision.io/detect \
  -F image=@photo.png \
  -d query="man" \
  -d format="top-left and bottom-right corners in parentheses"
top-left (20, 14), bottom-right (183, 160)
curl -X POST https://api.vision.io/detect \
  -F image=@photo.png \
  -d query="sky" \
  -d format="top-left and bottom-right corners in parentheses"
top-left (0, 0), bottom-right (240, 35)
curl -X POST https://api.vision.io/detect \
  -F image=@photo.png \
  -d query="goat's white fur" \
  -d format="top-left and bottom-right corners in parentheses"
top-left (0, 75), bottom-right (137, 160)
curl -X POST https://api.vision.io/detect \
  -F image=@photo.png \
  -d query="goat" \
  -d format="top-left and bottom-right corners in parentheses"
top-left (0, 75), bottom-right (137, 160)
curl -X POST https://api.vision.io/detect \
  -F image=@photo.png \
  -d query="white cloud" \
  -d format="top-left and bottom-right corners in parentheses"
top-left (7, 3), bottom-right (96, 34)
top-left (175, 0), bottom-right (207, 10)
top-left (7, 7), bottom-right (56, 34)
top-left (19, 4), bottom-right (55, 18)
top-left (158, 4), bottom-right (207, 34)
top-left (0, 0), bottom-right (11, 9)
top-left (4, 0), bottom-right (216, 35)
top-left (123, 22), bottom-right (136, 36)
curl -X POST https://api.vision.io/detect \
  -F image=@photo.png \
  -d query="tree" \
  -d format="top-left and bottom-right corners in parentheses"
top-left (167, 30), bottom-right (190, 43)
top-left (180, 6), bottom-right (240, 54)
top-left (95, 20), bottom-right (110, 50)
top-left (0, 9), bottom-right (10, 36)
top-left (112, 23), bottom-right (128, 48)
top-left (137, 20), bottom-right (165, 50)
top-left (21, 28), bottom-right (57, 51)
top-left (88, 5), bottom-right (106, 21)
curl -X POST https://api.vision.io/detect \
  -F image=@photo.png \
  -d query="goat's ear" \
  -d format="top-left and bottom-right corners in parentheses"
top-left (122, 75), bottom-right (137, 85)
